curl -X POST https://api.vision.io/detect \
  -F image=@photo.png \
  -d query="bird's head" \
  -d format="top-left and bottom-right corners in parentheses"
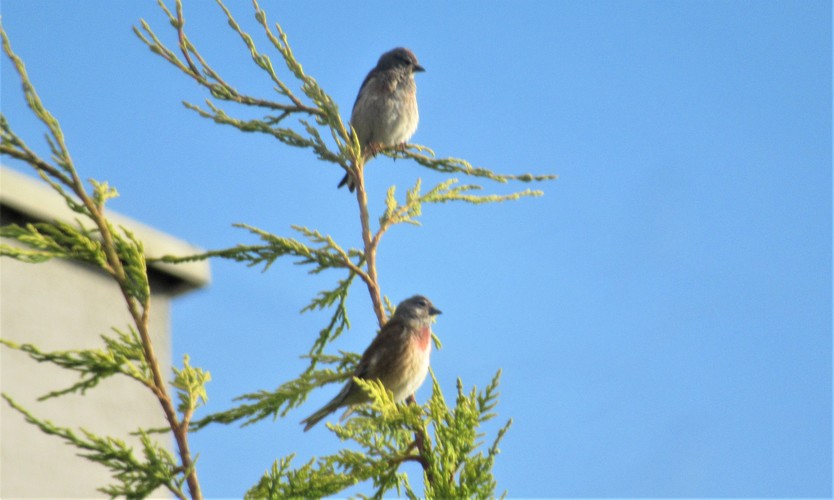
top-left (376, 47), bottom-right (425, 74)
top-left (395, 294), bottom-right (441, 320)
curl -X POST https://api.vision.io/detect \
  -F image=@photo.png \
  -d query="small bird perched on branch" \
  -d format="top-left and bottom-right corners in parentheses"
top-left (301, 295), bottom-right (441, 431)
top-left (338, 47), bottom-right (425, 192)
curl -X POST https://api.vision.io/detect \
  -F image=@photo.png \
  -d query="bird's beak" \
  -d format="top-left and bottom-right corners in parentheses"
top-left (413, 64), bottom-right (426, 73)
top-left (429, 306), bottom-right (441, 316)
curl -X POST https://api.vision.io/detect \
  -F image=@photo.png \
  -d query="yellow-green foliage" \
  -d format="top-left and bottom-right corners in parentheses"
top-left (1, 0), bottom-right (552, 497)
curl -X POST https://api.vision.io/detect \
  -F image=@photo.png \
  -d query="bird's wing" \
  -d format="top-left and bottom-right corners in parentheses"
top-left (353, 316), bottom-right (406, 380)
top-left (352, 69), bottom-right (378, 116)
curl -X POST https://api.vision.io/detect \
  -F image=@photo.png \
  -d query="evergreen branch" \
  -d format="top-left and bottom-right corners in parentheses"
top-left (1, 221), bottom-right (107, 267)
top-left (0, 116), bottom-right (77, 199)
top-left (181, 100), bottom-right (345, 167)
top-left (247, 393), bottom-right (423, 500)
top-left (292, 225), bottom-right (366, 277)
top-left (2, 395), bottom-right (188, 500)
top-left (0, 39), bottom-right (90, 218)
top-left (260, 372), bottom-right (510, 497)
top-left (0, 328), bottom-right (152, 400)
top-left (189, 352), bottom-right (361, 431)
top-left (386, 144), bottom-right (557, 184)
top-left (373, 178), bottom-right (544, 252)
top-left (153, 219), bottom-right (365, 373)
top-left (134, 0), bottom-right (321, 116)
top-left (215, 0), bottom-right (306, 111)
top-left (0, 243), bottom-right (59, 263)
top-left (113, 226), bottom-right (152, 304)
top-left (420, 371), bottom-right (510, 498)
top-left (245, 454), bottom-right (365, 499)
top-left (488, 418), bottom-right (513, 467)
top-left (171, 355), bottom-right (211, 430)
top-left (250, 0), bottom-right (351, 146)
top-left (477, 368), bottom-right (504, 423)
top-left (153, 223), bottom-right (365, 278)
top-left (136, 0), bottom-right (356, 182)
top-left (0, 27), bottom-right (75, 180)
top-left (301, 271), bottom-right (358, 364)
top-left (1, 222), bottom-right (150, 305)
top-left (159, 236), bottom-right (361, 376)
top-left (90, 178), bottom-right (120, 210)
top-left (300, 118), bottom-right (350, 166)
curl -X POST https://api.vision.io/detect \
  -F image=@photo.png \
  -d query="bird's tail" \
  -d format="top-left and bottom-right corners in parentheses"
top-left (337, 172), bottom-right (356, 192)
top-left (300, 402), bottom-right (338, 431)
top-left (301, 383), bottom-right (352, 431)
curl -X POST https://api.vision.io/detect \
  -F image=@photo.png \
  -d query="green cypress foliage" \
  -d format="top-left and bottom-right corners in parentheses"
top-left (1, 2), bottom-right (554, 497)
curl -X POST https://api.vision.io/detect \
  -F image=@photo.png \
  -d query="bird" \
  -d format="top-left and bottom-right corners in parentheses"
top-left (301, 295), bottom-right (441, 431)
top-left (338, 47), bottom-right (425, 192)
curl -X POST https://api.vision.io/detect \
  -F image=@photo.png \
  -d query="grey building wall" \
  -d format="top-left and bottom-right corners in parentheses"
top-left (1, 167), bottom-right (210, 498)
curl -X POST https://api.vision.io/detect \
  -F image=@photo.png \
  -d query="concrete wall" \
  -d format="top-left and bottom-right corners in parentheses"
top-left (1, 167), bottom-right (209, 497)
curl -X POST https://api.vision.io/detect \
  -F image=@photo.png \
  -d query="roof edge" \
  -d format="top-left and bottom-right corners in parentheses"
top-left (1, 166), bottom-right (210, 294)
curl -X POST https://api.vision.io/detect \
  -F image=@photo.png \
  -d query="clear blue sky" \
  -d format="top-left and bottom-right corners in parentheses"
top-left (2, 1), bottom-right (831, 497)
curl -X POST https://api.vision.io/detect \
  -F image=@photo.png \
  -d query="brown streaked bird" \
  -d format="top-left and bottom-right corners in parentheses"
top-left (301, 295), bottom-right (441, 431)
top-left (338, 47), bottom-right (425, 192)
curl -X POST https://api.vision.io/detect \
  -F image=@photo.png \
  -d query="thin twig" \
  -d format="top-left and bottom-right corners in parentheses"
top-left (175, 0), bottom-right (200, 75)
top-left (390, 454), bottom-right (429, 469)
top-left (331, 240), bottom-right (372, 285)
top-left (352, 158), bottom-right (386, 327)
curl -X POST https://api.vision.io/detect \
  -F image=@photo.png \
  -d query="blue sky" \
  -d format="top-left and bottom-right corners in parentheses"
top-left (1, 1), bottom-right (831, 497)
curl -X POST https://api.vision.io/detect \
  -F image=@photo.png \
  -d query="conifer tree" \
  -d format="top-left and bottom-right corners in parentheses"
top-left (1, 1), bottom-right (554, 497)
